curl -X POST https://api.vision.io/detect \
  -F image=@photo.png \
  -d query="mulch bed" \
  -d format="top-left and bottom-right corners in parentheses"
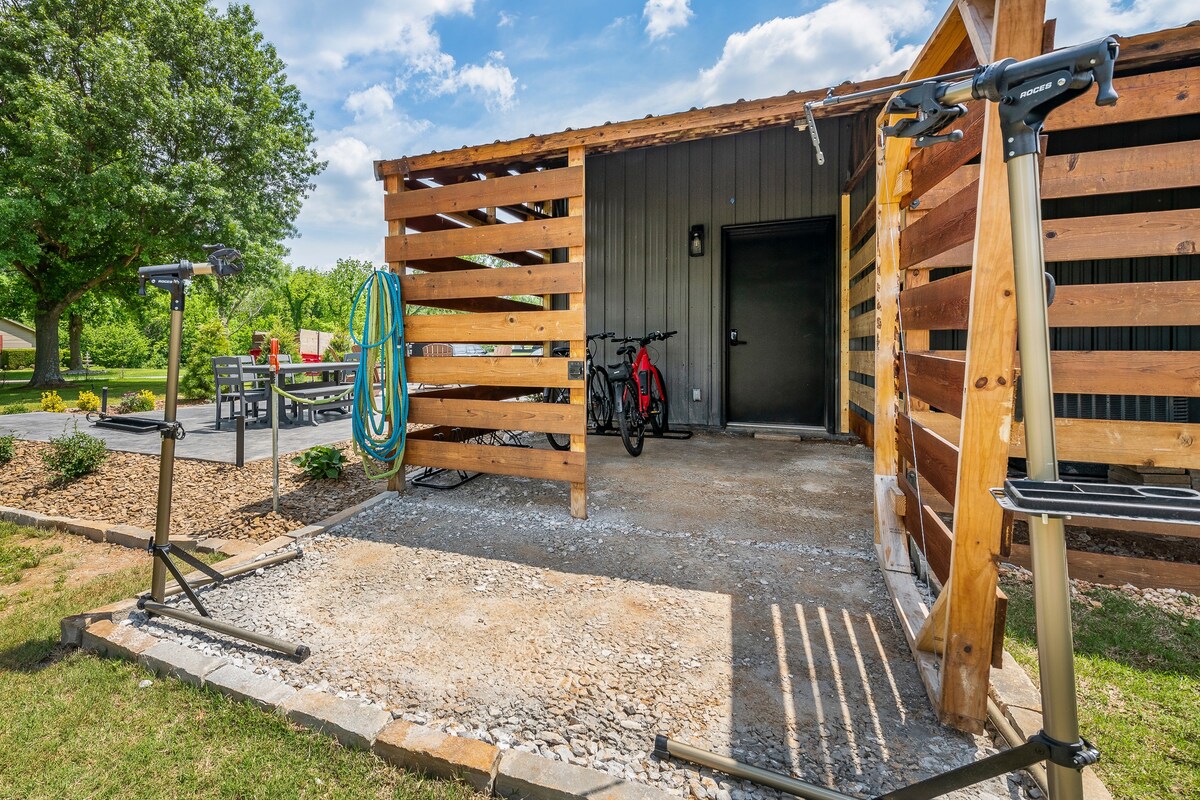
top-left (0, 439), bottom-right (383, 542)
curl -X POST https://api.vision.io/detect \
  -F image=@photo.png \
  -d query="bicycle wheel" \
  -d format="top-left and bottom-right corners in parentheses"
top-left (589, 368), bottom-right (613, 432)
top-left (648, 367), bottom-right (669, 436)
top-left (616, 381), bottom-right (644, 456)
top-left (544, 387), bottom-right (571, 450)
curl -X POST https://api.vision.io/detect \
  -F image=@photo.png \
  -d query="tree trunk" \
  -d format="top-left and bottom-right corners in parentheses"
top-left (29, 302), bottom-right (68, 388)
top-left (68, 312), bottom-right (82, 370)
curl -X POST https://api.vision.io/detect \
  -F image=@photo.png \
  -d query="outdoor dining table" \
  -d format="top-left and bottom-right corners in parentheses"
top-left (243, 360), bottom-right (359, 426)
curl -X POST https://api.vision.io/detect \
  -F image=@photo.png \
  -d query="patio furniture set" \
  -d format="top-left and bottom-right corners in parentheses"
top-left (212, 355), bottom-right (358, 429)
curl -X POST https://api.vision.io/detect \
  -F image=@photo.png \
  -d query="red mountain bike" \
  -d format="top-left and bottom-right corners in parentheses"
top-left (607, 330), bottom-right (675, 456)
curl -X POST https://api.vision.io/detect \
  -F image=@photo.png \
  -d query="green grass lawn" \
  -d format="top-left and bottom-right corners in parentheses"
top-left (0, 368), bottom-right (168, 410)
top-left (1002, 577), bottom-right (1200, 800)
top-left (0, 523), bottom-right (480, 800)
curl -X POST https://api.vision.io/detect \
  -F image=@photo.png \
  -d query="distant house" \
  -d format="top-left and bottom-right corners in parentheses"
top-left (0, 318), bottom-right (35, 350)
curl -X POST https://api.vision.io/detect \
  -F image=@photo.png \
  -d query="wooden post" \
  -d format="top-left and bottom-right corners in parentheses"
top-left (385, 173), bottom-right (407, 493)
top-left (874, 132), bottom-right (911, 573)
top-left (839, 193), bottom-right (851, 434)
top-left (939, 0), bottom-right (1045, 732)
top-left (568, 146), bottom-right (587, 519)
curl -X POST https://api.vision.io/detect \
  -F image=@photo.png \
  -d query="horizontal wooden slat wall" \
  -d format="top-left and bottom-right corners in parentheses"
top-left (881, 10), bottom-right (1200, 729)
top-left (383, 157), bottom-right (588, 517)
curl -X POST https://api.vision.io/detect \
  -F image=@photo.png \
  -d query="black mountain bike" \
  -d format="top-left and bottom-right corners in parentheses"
top-left (545, 331), bottom-right (615, 450)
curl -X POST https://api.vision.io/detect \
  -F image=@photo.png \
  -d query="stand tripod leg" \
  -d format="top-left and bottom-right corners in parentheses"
top-left (1007, 152), bottom-right (1084, 800)
top-left (151, 305), bottom-right (184, 603)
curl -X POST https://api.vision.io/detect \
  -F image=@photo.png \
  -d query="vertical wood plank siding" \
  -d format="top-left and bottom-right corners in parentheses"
top-left (585, 121), bottom-right (849, 427)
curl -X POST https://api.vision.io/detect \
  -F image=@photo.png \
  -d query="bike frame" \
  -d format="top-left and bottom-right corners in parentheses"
top-left (628, 342), bottom-right (666, 415)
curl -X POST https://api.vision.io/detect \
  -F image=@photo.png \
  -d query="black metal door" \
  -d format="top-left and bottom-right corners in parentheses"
top-left (725, 219), bottom-right (833, 427)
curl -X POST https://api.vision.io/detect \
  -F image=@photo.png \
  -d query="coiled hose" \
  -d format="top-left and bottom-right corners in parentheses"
top-left (349, 270), bottom-right (409, 479)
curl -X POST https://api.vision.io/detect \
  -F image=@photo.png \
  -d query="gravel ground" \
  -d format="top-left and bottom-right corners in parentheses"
top-left (0, 439), bottom-right (382, 541)
top-left (132, 435), bottom-right (1016, 800)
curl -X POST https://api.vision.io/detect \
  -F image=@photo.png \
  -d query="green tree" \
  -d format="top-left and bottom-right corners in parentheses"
top-left (0, 0), bottom-right (322, 387)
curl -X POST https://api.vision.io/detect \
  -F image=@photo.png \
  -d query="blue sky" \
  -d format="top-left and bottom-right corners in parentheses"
top-left (239, 0), bottom-right (1192, 270)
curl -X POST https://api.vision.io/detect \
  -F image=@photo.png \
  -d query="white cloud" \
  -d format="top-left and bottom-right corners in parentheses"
top-left (643, 0), bottom-right (693, 40)
top-left (344, 84), bottom-right (395, 120)
top-left (432, 55), bottom-right (517, 111)
top-left (1046, 0), bottom-right (1196, 46)
top-left (695, 0), bottom-right (933, 106)
top-left (498, 11), bottom-right (516, 28)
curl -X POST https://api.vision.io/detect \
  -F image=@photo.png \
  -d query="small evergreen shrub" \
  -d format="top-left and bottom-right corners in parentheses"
top-left (180, 319), bottom-right (231, 400)
top-left (42, 424), bottom-right (107, 481)
top-left (291, 445), bottom-right (348, 479)
top-left (115, 389), bottom-right (155, 414)
top-left (0, 434), bottom-right (14, 465)
top-left (40, 391), bottom-right (66, 413)
top-left (75, 390), bottom-right (101, 412)
top-left (1, 402), bottom-right (30, 415)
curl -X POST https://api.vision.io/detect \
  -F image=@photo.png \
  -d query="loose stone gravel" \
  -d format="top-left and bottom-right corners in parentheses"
top-left (131, 435), bottom-right (1012, 799)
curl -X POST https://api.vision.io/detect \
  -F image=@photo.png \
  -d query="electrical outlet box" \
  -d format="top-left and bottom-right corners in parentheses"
top-left (692, 388), bottom-right (702, 402)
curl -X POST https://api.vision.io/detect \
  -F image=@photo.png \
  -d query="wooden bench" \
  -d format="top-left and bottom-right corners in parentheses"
top-left (283, 380), bottom-right (355, 424)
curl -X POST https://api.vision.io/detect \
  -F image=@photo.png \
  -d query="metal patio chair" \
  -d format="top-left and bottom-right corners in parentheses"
top-left (212, 356), bottom-right (268, 430)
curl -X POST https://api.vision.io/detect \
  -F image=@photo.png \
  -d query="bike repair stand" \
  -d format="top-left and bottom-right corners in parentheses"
top-left (135, 248), bottom-right (309, 659)
top-left (655, 37), bottom-right (1200, 800)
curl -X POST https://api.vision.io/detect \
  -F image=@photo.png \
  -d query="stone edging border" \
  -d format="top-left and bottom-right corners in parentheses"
top-left (56, 487), bottom-right (676, 800)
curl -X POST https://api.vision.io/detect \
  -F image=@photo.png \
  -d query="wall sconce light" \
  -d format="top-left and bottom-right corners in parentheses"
top-left (688, 224), bottom-right (705, 257)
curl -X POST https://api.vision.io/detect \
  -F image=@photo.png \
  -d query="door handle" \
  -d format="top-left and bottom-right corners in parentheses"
top-left (729, 328), bottom-right (748, 346)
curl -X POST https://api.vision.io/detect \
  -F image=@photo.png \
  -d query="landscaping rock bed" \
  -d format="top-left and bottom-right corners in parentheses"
top-left (0, 439), bottom-right (381, 542)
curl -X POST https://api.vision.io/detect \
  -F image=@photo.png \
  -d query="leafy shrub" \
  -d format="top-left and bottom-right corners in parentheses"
top-left (0, 434), bottom-right (14, 465)
top-left (42, 424), bottom-right (107, 481)
top-left (80, 320), bottom-right (150, 369)
top-left (0, 348), bottom-right (36, 370)
top-left (291, 445), bottom-right (348, 480)
top-left (115, 389), bottom-right (155, 414)
top-left (180, 319), bottom-right (231, 400)
top-left (1, 402), bottom-right (30, 415)
top-left (40, 391), bottom-right (66, 413)
top-left (323, 331), bottom-right (352, 362)
top-left (75, 390), bottom-right (101, 412)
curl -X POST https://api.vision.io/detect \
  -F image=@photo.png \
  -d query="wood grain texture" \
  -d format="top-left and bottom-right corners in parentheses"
top-left (940, 0), bottom-right (1040, 733)
top-left (1050, 280), bottom-right (1200, 328)
top-left (898, 412), bottom-right (960, 506)
top-left (849, 409), bottom-right (875, 446)
top-left (916, 411), bottom-right (1200, 470)
top-left (850, 232), bottom-right (876, 277)
top-left (850, 268), bottom-right (877, 308)
top-left (402, 262), bottom-right (583, 302)
top-left (899, 472), bottom-right (954, 584)
top-left (849, 350), bottom-right (876, 377)
top-left (386, 216), bottom-right (583, 262)
top-left (404, 438), bottom-right (585, 483)
top-left (1044, 65), bottom-right (1200, 131)
top-left (841, 193), bottom-right (852, 434)
top-left (405, 310), bottom-right (584, 344)
top-left (407, 397), bottom-right (584, 434)
top-left (899, 271), bottom-right (971, 330)
top-left (903, 352), bottom-right (966, 416)
top-left (385, 167), bottom-right (583, 219)
top-left (1007, 544), bottom-right (1200, 592)
top-left (920, 208), bottom-right (1200, 268)
top-left (849, 309), bottom-right (877, 339)
top-left (406, 356), bottom-right (581, 388)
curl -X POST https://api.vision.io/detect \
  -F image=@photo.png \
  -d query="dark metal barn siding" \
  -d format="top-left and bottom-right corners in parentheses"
top-left (585, 121), bottom-right (851, 427)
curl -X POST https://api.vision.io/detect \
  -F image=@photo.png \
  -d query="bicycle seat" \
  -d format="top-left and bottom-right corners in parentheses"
top-left (551, 345), bottom-right (570, 357)
top-left (616, 344), bottom-right (636, 356)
